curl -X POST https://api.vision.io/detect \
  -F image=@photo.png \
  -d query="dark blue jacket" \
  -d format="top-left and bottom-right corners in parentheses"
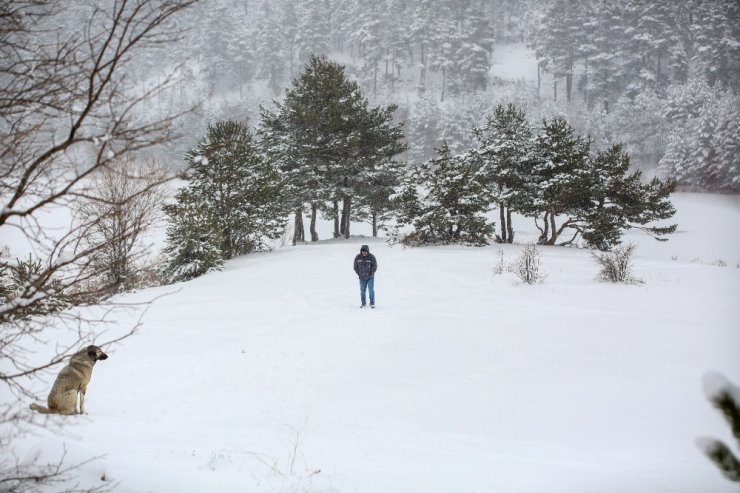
top-left (354, 245), bottom-right (377, 281)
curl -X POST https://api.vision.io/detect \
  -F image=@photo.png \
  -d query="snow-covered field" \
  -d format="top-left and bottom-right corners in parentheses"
top-left (4, 193), bottom-right (739, 492)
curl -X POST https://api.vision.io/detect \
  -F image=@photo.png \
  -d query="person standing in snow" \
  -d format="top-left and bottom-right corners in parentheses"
top-left (353, 244), bottom-right (377, 308)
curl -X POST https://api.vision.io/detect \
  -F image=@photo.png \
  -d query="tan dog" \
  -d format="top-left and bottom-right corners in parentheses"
top-left (30, 345), bottom-right (108, 415)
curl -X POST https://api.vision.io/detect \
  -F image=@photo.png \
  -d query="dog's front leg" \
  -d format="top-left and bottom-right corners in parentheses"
top-left (78, 390), bottom-right (85, 414)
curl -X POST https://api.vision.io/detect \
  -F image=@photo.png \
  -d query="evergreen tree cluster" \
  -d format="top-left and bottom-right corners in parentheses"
top-left (162, 121), bottom-right (290, 283)
top-left (658, 77), bottom-right (740, 192)
top-left (126, 0), bottom-right (736, 193)
top-left (163, 57), bottom-right (406, 280)
top-left (531, 0), bottom-right (739, 106)
top-left (395, 103), bottom-right (677, 250)
top-left (260, 56), bottom-right (406, 245)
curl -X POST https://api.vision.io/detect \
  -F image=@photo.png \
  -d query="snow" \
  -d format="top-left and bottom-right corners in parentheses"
top-left (4, 193), bottom-right (739, 492)
top-left (492, 43), bottom-right (539, 82)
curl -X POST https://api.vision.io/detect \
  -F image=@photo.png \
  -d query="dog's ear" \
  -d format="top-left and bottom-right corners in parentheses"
top-left (87, 347), bottom-right (98, 361)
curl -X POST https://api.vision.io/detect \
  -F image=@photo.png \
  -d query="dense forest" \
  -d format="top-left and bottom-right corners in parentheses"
top-left (111, 0), bottom-right (740, 192)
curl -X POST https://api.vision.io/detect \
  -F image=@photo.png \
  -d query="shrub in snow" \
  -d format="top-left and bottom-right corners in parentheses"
top-left (591, 243), bottom-right (641, 284)
top-left (492, 249), bottom-right (505, 275)
top-left (0, 255), bottom-right (69, 320)
top-left (697, 372), bottom-right (740, 483)
top-left (510, 244), bottom-right (545, 284)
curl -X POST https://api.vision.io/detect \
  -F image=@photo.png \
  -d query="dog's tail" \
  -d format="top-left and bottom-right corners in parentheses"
top-left (30, 403), bottom-right (51, 414)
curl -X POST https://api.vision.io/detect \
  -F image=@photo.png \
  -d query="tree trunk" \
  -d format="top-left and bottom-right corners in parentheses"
top-left (310, 202), bottom-right (318, 241)
top-left (341, 196), bottom-right (352, 238)
top-left (566, 73), bottom-right (572, 103)
top-left (333, 200), bottom-right (340, 238)
top-left (548, 210), bottom-right (557, 245)
top-left (441, 68), bottom-right (446, 102)
top-left (539, 211), bottom-right (549, 244)
top-left (373, 62), bottom-right (378, 97)
top-left (499, 203), bottom-right (507, 243)
top-left (372, 210), bottom-right (378, 237)
top-left (537, 62), bottom-right (541, 99)
top-left (419, 43), bottom-right (426, 91)
top-left (293, 208), bottom-right (304, 246)
top-left (506, 207), bottom-right (514, 243)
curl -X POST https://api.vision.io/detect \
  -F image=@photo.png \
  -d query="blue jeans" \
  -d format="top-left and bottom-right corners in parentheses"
top-left (359, 277), bottom-right (375, 305)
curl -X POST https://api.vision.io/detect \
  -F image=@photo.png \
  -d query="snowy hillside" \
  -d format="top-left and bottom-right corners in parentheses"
top-left (7, 193), bottom-right (740, 492)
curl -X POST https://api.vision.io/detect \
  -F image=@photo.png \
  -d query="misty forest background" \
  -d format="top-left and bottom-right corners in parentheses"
top-left (119, 0), bottom-right (740, 192)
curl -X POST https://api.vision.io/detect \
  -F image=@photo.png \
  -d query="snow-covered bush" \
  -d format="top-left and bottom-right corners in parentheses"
top-left (1, 255), bottom-right (69, 319)
top-left (492, 249), bottom-right (505, 275)
top-left (591, 244), bottom-right (641, 284)
top-left (511, 244), bottom-right (545, 284)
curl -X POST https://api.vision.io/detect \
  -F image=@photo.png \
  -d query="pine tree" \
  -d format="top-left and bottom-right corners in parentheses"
top-left (255, 1), bottom-right (286, 95)
top-left (457, 0), bottom-right (495, 94)
top-left (700, 373), bottom-right (740, 483)
top-left (296, 0), bottom-right (331, 64)
top-left (260, 55), bottom-right (405, 242)
top-left (406, 95), bottom-right (443, 163)
top-left (526, 117), bottom-right (592, 245)
top-left (161, 191), bottom-right (225, 283)
top-left (531, 0), bottom-right (587, 103)
top-left (474, 103), bottom-right (534, 243)
top-left (399, 143), bottom-right (493, 246)
top-left (692, 0), bottom-right (740, 90)
top-left (183, 120), bottom-right (288, 258)
top-left (579, 144), bottom-right (676, 250)
top-left (658, 129), bottom-right (690, 185)
top-left (714, 100), bottom-right (740, 192)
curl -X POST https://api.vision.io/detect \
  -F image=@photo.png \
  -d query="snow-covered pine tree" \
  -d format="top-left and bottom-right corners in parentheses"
top-left (627, 0), bottom-right (683, 92)
top-left (582, 0), bottom-right (628, 110)
top-left (714, 99), bottom-right (740, 192)
top-left (429, 16), bottom-right (459, 102)
top-left (691, 0), bottom-right (740, 90)
top-left (473, 103), bottom-right (534, 243)
top-left (409, 0), bottom-right (450, 94)
top-left (183, 120), bottom-right (288, 258)
top-left (295, 0), bottom-right (331, 65)
top-left (531, 0), bottom-right (587, 103)
top-left (456, 0), bottom-right (495, 94)
top-left (260, 55), bottom-right (405, 241)
top-left (579, 144), bottom-right (676, 250)
top-left (281, 0), bottom-right (300, 79)
top-left (658, 129), bottom-right (691, 186)
top-left (406, 95), bottom-right (443, 163)
top-left (354, 158), bottom-right (405, 237)
top-left (385, 0), bottom-right (413, 89)
top-left (255, 1), bottom-right (286, 95)
top-left (526, 117), bottom-right (592, 245)
top-left (161, 191), bottom-right (225, 283)
top-left (353, 0), bottom-right (385, 97)
top-left (700, 373), bottom-right (740, 483)
top-left (401, 142), bottom-right (493, 246)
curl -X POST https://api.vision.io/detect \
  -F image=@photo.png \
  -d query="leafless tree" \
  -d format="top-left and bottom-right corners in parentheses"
top-left (0, 0), bottom-right (196, 490)
top-left (75, 156), bottom-right (171, 294)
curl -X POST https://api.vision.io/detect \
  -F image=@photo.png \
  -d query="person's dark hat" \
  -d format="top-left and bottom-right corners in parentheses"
top-left (360, 244), bottom-right (369, 253)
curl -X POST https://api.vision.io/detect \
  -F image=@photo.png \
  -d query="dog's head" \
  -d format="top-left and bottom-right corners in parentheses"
top-left (86, 345), bottom-right (108, 363)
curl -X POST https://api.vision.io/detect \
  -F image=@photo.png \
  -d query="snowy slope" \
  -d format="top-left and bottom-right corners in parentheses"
top-left (5, 193), bottom-right (740, 492)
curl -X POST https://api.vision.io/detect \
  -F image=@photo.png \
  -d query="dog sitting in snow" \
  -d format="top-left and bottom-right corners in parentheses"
top-left (30, 345), bottom-right (108, 415)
